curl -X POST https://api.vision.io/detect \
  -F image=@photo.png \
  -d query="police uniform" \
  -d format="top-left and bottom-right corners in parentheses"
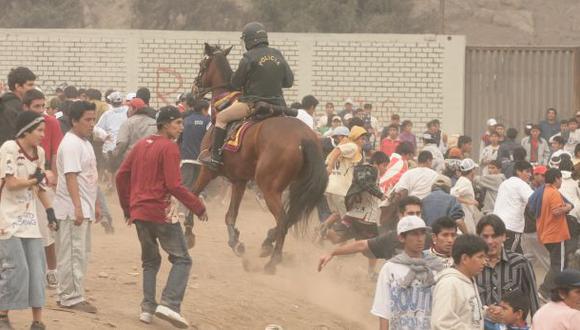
top-left (203, 22), bottom-right (294, 170)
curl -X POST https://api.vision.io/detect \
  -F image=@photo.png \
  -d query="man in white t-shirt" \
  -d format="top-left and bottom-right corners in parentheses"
top-left (395, 150), bottom-right (438, 200)
top-left (371, 215), bottom-right (445, 329)
top-left (294, 95), bottom-right (318, 131)
top-left (493, 160), bottom-right (534, 254)
top-left (53, 101), bottom-right (99, 313)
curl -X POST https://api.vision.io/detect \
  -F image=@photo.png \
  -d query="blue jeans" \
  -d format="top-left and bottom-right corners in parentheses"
top-left (0, 237), bottom-right (46, 309)
top-left (135, 221), bottom-right (192, 314)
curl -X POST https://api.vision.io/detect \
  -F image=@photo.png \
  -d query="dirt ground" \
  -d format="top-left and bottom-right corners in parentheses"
top-left (10, 188), bottom-right (378, 330)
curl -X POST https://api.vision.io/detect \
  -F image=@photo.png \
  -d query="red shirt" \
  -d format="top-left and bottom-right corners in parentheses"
top-left (116, 134), bottom-right (205, 223)
top-left (41, 114), bottom-right (63, 167)
top-left (380, 137), bottom-right (400, 156)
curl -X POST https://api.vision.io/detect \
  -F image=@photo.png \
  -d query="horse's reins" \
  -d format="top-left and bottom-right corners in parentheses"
top-left (193, 51), bottom-right (231, 100)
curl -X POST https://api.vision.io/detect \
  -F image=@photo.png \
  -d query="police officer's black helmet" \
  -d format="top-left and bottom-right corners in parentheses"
top-left (241, 22), bottom-right (269, 50)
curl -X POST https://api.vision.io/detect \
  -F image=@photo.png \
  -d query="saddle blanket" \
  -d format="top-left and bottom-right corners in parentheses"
top-left (223, 121), bottom-right (255, 153)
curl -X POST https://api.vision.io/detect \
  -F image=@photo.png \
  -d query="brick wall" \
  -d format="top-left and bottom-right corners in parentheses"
top-left (0, 29), bottom-right (465, 134)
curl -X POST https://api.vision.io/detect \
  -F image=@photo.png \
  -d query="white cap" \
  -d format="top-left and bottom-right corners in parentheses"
top-left (125, 92), bottom-right (136, 101)
top-left (460, 158), bottom-right (479, 172)
top-left (344, 113), bottom-right (353, 121)
top-left (344, 98), bottom-right (354, 105)
top-left (331, 126), bottom-right (350, 137)
top-left (397, 216), bottom-right (427, 235)
top-left (487, 118), bottom-right (498, 127)
top-left (107, 91), bottom-right (123, 103)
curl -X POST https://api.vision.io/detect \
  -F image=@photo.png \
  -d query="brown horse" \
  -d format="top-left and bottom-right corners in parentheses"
top-left (192, 43), bottom-right (328, 273)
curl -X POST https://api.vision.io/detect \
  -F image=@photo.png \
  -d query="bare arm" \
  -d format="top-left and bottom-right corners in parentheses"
top-left (318, 240), bottom-right (369, 271)
top-left (380, 318), bottom-right (389, 330)
top-left (65, 172), bottom-right (84, 226)
top-left (326, 148), bottom-right (341, 175)
top-left (3, 175), bottom-right (37, 191)
top-left (455, 219), bottom-right (469, 234)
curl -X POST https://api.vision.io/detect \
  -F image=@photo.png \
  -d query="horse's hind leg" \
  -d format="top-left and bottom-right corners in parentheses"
top-left (258, 190), bottom-right (289, 273)
top-left (226, 180), bottom-right (247, 256)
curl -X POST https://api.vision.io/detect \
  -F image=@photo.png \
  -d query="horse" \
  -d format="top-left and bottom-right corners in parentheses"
top-left (191, 43), bottom-right (328, 273)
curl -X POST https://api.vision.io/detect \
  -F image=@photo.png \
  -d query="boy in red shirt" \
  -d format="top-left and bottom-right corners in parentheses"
top-left (380, 124), bottom-right (400, 156)
top-left (535, 168), bottom-right (573, 299)
top-left (116, 106), bottom-right (207, 328)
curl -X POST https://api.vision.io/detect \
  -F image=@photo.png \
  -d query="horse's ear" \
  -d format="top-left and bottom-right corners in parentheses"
top-left (224, 45), bottom-right (233, 56)
top-left (204, 43), bottom-right (212, 55)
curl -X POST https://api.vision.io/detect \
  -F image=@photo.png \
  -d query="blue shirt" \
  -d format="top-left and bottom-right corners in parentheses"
top-left (180, 112), bottom-right (210, 160)
top-left (421, 189), bottom-right (465, 226)
top-left (539, 120), bottom-right (560, 141)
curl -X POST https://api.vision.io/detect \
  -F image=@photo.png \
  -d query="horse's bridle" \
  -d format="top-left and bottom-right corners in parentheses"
top-left (193, 51), bottom-right (230, 100)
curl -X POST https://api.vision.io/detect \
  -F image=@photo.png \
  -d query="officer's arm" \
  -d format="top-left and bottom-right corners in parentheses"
top-left (231, 55), bottom-right (250, 91)
top-left (282, 60), bottom-right (294, 88)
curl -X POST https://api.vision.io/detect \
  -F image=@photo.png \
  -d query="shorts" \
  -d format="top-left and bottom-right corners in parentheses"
top-left (332, 215), bottom-right (379, 243)
top-left (0, 237), bottom-right (46, 309)
top-left (35, 190), bottom-right (55, 247)
top-left (326, 193), bottom-right (347, 217)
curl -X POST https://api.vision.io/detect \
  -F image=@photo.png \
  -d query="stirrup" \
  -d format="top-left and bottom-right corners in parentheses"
top-left (201, 158), bottom-right (222, 171)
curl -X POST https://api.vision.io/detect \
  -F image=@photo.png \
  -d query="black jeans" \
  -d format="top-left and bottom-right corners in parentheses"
top-left (135, 221), bottom-right (192, 313)
top-left (505, 230), bottom-right (523, 254)
top-left (540, 241), bottom-right (567, 296)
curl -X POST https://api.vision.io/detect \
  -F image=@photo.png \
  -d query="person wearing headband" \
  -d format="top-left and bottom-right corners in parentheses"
top-left (0, 111), bottom-right (57, 330)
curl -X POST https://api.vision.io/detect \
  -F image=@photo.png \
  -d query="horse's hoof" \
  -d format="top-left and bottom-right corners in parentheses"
top-left (264, 262), bottom-right (277, 275)
top-left (233, 242), bottom-right (245, 256)
top-left (259, 244), bottom-right (274, 258)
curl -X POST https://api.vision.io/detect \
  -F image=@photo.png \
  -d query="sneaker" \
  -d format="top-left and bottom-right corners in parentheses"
top-left (46, 270), bottom-right (58, 289)
top-left (60, 301), bottom-right (98, 314)
top-left (0, 315), bottom-right (13, 330)
top-left (154, 305), bottom-right (189, 328)
top-left (139, 312), bottom-right (153, 324)
top-left (30, 321), bottom-right (46, 330)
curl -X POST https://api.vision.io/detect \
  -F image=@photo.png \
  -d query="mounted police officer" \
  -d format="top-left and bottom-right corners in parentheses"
top-left (202, 22), bottom-right (294, 171)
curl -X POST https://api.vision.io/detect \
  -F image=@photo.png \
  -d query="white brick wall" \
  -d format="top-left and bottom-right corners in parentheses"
top-left (0, 29), bottom-right (465, 134)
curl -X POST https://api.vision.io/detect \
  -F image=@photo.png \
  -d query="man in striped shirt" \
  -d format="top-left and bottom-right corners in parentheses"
top-left (475, 215), bottom-right (539, 328)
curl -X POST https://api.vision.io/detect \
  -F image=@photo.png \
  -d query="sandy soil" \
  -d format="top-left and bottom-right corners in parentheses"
top-left (10, 189), bottom-right (378, 330)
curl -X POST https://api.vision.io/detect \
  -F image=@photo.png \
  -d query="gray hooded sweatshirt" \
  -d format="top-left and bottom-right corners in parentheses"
top-left (431, 268), bottom-right (484, 330)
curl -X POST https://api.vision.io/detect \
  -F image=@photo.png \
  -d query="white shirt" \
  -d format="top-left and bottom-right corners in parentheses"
top-left (96, 105), bottom-right (128, 153)
top-left (493, 176), bottom-right (534, 233)
top-left (371, 256), bottom-right (436, 329)
top-left (54, 132), bottom-right (99, 221)
top-left (295, 109), bottom-right (315, 130)
top-left (451, 176), bottom-right (478, 234)
top-left (395, 166), bottom-right (438, 199)
top-left (0, 141), bottom-right (45, 239)
top-left (326, 142), bottom-right (360, 196)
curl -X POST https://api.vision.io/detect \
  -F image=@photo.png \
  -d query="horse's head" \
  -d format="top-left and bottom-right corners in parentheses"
top-left (194, 43), bottom-right (233, 96)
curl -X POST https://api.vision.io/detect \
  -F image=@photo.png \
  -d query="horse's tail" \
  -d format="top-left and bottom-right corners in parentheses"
top-left (286, 138), bottom-right (328, 233)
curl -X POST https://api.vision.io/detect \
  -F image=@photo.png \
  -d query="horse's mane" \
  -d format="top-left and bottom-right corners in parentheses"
top-left (213, 51), bottom-right (233, 83)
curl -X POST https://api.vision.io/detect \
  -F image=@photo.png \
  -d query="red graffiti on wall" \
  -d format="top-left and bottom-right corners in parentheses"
top-left (155, 66), bottom-right (184, 105)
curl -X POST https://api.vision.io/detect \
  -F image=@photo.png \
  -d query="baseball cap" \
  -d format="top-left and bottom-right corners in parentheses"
top-left (460, 158), bottom-right (478, 172)
top-left (332, 115), bottom-right (342, 122)
top-left (125, 92), bottom-right (136, 101)
top-left (432, 174), bottom-right (452, 189)
top-left (555, 269), bottom-right (580, 288)
top-left (344, 113), bottom-right (353, 121)
top-left (129, 98), bottom-right (146, 110)
top-left (486, 118), bottom-right (498, 127)
top-left (397, 216), bottom-right (427, 235)
top-left (349, 125), bottom-right (368, 141)
top-left (533, 165), bottom-right (547, 175)
top-left (331, 126), bottom-right (349, 137)
top-left (344, 98), bottom-right (354, 105)
top-left (576, 111), bottom-right (580, 117)
top-left (156, 106), bottom-right (183, 124)
top-left (448, 147), bottom-right (462, 158)
top-left (107, 91), bottom-right (123, 103)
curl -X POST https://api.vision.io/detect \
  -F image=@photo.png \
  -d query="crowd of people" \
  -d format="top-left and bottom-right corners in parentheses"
top-left (312, 99), bottom-right (580, 329)
top-left (2, 24), bottom-right (580, 330)
top-left (0, 66), bottom-right (211, 329)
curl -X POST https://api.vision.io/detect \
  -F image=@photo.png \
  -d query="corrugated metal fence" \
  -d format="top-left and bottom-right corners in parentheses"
top-left (464, 46), bottom-right (580, 158)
